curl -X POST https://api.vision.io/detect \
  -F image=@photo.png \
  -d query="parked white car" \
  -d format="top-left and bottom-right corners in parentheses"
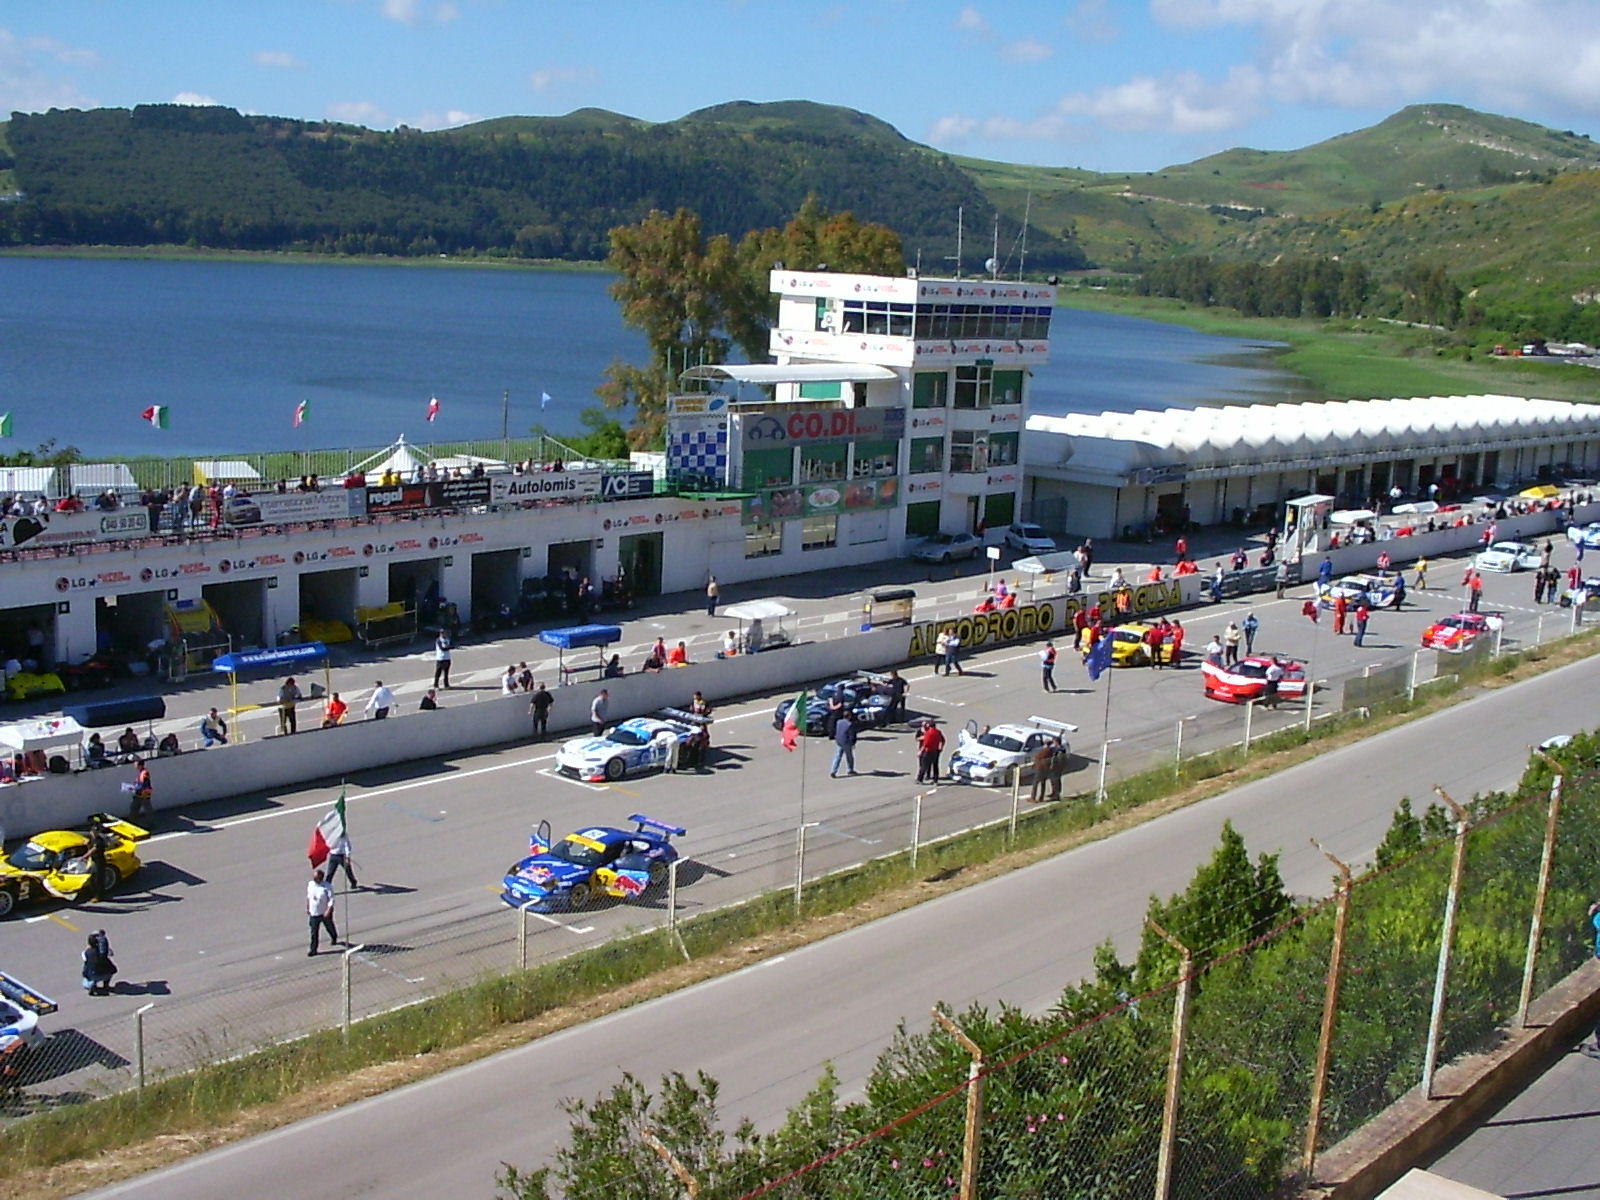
top-left (1004, 522), bottom-right (1057, 555)
top-left (948, 717), bottom-right (1077, 786)
top-left (1473, 540), bottom-right (1540, 573)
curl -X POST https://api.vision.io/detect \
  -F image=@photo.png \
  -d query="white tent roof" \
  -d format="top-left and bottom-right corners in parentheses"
top-left (0, 716), bottom-right (86, 752)
top-left (1027, 395), bottom-right (1600, 482)
top-left (194, 460), bottom-right (262, 483)
top-left (0, 467), bottom-right (55, 496)
top-left (681, 363), bottom-right (897, 385)
top-left (722, 599), bottom-right (796, 621)
top-left (351, 435), bottom-right (429, 477)
top-left (69, 464), bottom-right (140, 493)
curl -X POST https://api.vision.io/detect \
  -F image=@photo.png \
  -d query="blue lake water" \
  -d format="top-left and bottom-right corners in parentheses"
top-left (1, 257), bottom-right (1310, 458)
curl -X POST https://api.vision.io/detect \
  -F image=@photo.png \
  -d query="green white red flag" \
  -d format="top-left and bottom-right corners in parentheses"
top-left (781, 690), bottom-right (808, 751)
top-left (293, 399), bottom-right (309, 428)
top-left (307, 788), bottom-right (347, 868)
top-left (140, 405), bottom-right (170, 429)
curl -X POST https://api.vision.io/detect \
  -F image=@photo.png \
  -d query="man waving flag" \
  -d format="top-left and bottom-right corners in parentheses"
top-left (780, 689), bottom-right (809, 751)
top-left (426, 396), bottom-right (441, 422)
top-left (307, 787), bottom-right (347, 869)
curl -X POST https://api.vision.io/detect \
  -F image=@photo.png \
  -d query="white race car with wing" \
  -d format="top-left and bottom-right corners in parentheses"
top-left (554, 712), bottom-right (705, 782)
top-left (1473, 540), bottom-right (1541, 572)
top-left (948, 716), bottom-right (1077, 786)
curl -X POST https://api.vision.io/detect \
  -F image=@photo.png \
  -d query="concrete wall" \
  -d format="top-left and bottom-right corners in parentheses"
top-left (1312, 502), bottom-right (1600, 579)
top-left (0, 624), bottom-right (912, 835)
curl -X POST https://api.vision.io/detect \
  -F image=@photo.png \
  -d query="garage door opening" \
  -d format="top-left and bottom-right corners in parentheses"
top-left (388, 558), bottom-right (444, 627)
top-left (95, 591), bottom-right (167, 659)
top-left (618, 532), bottom-right (663, 598)
top-left (203, 579), bottom-right (267, 652)
top-left (299, 568), bottom-right (360, 643)
top-left (0, 601), bottom-right (57, 669)
top-left (470, 548), bottom-right (523, 629)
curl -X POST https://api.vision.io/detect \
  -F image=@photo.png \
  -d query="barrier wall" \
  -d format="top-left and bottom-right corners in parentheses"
top-left (0, 624), bottom-right (914, 834)
top-left (1315, 502), bottom-right (1600, 580)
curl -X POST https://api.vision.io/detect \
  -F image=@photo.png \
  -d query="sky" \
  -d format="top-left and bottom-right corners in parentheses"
top-left (3, 1), bottom-right (1600, 174)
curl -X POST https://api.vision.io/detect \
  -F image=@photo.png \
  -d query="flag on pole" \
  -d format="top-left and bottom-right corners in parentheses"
top-left (540, 391), bottom-right (551, 411)
top-left (780, 689), bottom-right (809, 751)
top-left (0, 412), bottom-right (11, 438)
top-left (1085, 632), bottom-right (1115, 682)
top-left (293, 399), bottom-right (309, 428)
top-left (140, 405), bottom-right (170, 429)
top-left (426, 396), bottom-right (441, 422)
top-left (307, 788), bottom-right (347, 869)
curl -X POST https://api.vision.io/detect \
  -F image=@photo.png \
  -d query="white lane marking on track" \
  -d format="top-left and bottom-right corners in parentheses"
top-left (537, 767), bottom-right (609, 792)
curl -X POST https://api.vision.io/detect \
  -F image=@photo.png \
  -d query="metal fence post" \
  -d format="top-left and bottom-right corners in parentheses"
top-left (1149, 919), bottom-right (1193, 1200)
top-left (1422, 790), bottom-right (1469, 1098)
top-left (1008, 765), bottom-right (1021, 843)
top-left (133, 1002), bottom-right (155, 1095)
top-left (341, 943), bottom-right (366, 1039)
top-left (518, 899), bottom-right (539, 971)
top-left (793, 823), bottom-right (812, 916)
top-left (911, 791), bottom-right (925, 872)
top-left (667, 857), bottom-right (679, 933)
top-left (1302, 679), bottom-right (1316, 734)
top-left (1519, 756), bottom-right (1565, 1027)
top-left (1243, 699), bottom-right (1256, 754)
top-left (1303, 849), bottom-right (1353, 1176)
top-left (1408, 651), bottom-right (1419, 703)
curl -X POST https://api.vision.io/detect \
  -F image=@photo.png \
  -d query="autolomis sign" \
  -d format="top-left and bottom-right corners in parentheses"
top-left (739, 406), bottom-right (904, 450)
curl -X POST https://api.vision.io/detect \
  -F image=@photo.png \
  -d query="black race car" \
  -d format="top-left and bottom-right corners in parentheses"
top-left (772, 672), bottom-right (895, 737)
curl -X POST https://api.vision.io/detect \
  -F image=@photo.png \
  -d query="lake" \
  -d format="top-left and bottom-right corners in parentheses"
top-left (1, 257), bottom-right (1312, 458)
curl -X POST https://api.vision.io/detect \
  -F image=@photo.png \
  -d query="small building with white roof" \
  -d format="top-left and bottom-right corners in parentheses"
top-left (1024, 395), bottom-right (1600, 540)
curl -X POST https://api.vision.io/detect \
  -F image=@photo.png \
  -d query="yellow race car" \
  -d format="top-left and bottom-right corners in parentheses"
top-left (1109, 622), bottom-right (1158, 667)
top-left (0, 814), bottom-right (149, 918)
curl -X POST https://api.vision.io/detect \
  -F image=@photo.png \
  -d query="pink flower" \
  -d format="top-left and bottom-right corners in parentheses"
top-left (890, 1159), bottom-right (900, 1170)
top-left (923, 1158), bottom-right (934, 1168)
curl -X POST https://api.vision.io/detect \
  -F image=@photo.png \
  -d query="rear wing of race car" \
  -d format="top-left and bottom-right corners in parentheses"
top-left (657, 707), bottom-right (712, 727)
top-left (0, 972), bottom-right (58, 1017)
top-left (628, 814), bottom-right (687, 842)
top-left (1027, 716), bottom-right (1079, 736)
top-left (88, 814), bottom-right (150, 842)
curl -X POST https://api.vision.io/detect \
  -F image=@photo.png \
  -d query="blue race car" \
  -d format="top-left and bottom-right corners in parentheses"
top-left (1567, 523), bottom-right (1600, 550)
top-left (500, 814), bottom-right (685, 912)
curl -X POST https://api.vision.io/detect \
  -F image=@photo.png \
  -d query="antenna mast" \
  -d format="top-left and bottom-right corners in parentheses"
top-left (945, 205), bottom-right (964, 278)
top-left (1018, 190), bottom-right (1032, 279)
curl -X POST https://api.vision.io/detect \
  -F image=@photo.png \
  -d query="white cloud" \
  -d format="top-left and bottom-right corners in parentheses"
top-left (1065, 0), bottom-right (1117, 43)
top-left (529, 65), bottom-right (598, 94)
top-left (953, 6), bottom-right (990, 35)
top-left (932, 112), bottom-right (1070, 144)
top-left (1001, 37), bottom-right (1053, 64)
top-left (328, 100), bottom-right (389, 126)
top-left (253, 50), bottom-right (304, 70)
top-left (1056, 67), bottom-right (1261, 134)
top-left (1143, 0), bottom-right (1600, 126)
top-left (0, 28), bottom-right (95, 113)
top-left (409, 108), bottom-right (481, 130)
top-left (379, 0), bottom-right (458, 25)
top-left (172, 91), bottom-right (220, 106)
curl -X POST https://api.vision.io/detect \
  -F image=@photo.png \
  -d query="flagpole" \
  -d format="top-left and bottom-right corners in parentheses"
top-left (1098, 653), bottom-right (1115, 801)
top-left (794, 722), bottom-right (808, 914)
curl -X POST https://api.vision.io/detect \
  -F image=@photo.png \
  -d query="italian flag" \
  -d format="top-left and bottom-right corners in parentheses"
top-left (140, 405), bottom-right (170, 429)
top-left (780, 689), bottom-right (808, 751)
top-left (0, 412), bottom-right (12, 438)
top-left (426, 395), bottom-right (441, 422)
top-left (293, 399), bottom-right (309, 428)
top-left (307, 789), bottom-right (347, 869)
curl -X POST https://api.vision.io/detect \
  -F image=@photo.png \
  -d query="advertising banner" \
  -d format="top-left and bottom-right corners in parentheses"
top-left (600, 472), bottom-right (654, 499)
top-left (0, 508), bottom-right (151, 550)
top-left (740, 478), bottom-right (900, 525)
top-left (221, 489), bottom-right (366, 528)
top-left (489, 472), bottom-right (603, 504)
top-left (367, 477), bottom-right (492, 512)
top-left (738, 406), bottom-right (905, 451)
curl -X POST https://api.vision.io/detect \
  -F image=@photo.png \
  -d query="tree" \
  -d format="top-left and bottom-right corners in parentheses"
top-left (601, 199), bottom-right (904, 445)
top-left (0, 438), bottom-right (83, 469)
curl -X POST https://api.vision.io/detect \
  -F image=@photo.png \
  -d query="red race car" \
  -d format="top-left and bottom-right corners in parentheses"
top-left (1420, 611), bottom-right (1503, 653)
top-left (1200, 655), bottom-right (1308, 704)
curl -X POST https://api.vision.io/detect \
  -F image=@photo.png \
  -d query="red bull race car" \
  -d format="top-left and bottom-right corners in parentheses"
top-left (500, 814), bottom-right (685, 912)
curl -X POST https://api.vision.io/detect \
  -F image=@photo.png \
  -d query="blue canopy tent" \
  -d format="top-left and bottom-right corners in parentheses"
top-left (212, 642), bottom-right (331, 739)
top-left (539, 625), bottom-right (622, 685)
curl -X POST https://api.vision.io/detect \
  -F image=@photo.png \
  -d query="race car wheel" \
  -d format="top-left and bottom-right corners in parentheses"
top-left (566, 881), bottom-right (593, 910)
top-left (940, 552), bottom-right (952, 564)
top-left (647, 861), bottom-right (669, 890)
top-left (1203, 686), bottom-right (1214, 698)
top-left (603, 757), bottom-right (626, 782)
top-left (97, 865), bottom-right (121, 896)
top-left (0, 888), bottom-right (14, 918)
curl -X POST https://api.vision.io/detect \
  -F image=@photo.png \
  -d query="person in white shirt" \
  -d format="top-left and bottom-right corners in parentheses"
top-left (306, 870), bottom-right (338, 955)
top-left (365, 680), bottom-right (395, 720)
top-left (721, 629), bottom-right (739, 658)
top-left (501, 666), bottom-right (519, 696)
top-left (652, 727), bottom-right (680, 773)
top-left (325, 834), bottom-right (357, 888)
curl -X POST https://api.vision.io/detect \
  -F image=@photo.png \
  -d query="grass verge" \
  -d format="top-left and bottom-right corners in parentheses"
top-left (6, 626), bottom-right (1597, 1200)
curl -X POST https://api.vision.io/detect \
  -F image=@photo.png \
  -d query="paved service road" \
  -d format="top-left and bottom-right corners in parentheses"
top-left (77, 636), bottom-right (1600, 1199)
top-left (4, 548), bottom-right (1581, 1103)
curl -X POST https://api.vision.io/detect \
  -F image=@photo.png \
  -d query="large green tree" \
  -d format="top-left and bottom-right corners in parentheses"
top-left (599, 199), bottom-right (904, 447)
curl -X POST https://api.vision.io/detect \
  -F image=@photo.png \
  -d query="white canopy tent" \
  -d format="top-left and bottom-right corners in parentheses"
top-left (0, 716), bottom-right (87, 753)
top-left (351, 435), bottom-right (430, 479)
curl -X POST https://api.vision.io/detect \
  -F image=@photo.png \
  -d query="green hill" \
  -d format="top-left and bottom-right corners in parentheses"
top-left (0, 102), bottom-right (1084, 268)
